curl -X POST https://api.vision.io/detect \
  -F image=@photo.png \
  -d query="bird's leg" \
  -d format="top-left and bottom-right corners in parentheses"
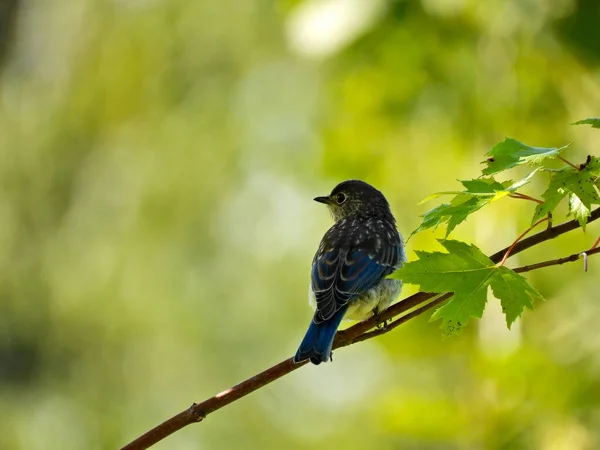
top-left (329, 351), bottom-right (333, 362)
top-left (373, 307), bottom-right (388, 330)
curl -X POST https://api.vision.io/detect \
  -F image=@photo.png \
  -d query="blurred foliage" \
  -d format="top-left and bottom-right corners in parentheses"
top-left (0, 0), bottom-right (599, 449)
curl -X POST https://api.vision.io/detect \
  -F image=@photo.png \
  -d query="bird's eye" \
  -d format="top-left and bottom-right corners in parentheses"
top-left (335, 193), bottom-right (346, 204)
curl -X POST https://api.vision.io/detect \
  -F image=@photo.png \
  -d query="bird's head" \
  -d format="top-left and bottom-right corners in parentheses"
top-left (314, 180), bottom-right (393, 222)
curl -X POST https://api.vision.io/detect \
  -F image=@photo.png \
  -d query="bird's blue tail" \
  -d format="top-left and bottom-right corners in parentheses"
top-left (293, 305), bottom-right (348, 365)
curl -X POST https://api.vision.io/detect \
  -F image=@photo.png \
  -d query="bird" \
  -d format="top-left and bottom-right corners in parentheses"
top-left (293, 180), bottom-right (406, 365)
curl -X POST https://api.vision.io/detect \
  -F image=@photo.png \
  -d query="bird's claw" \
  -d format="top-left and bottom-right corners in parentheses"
top-left (373, 308), bottom-right (388, 330)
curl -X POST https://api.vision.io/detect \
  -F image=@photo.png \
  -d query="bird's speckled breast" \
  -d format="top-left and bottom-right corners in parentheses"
top-left (308, 278), bottom-right (402, 322)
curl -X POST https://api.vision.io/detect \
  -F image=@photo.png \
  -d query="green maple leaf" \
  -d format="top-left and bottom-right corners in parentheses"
top-left (573, 118), bottom-right (600, 129)
top-left (390, 240), bottom-right (542, 336)
top-left (414, 196), bottom-right (489, 239)
top-left (482, 138), bottom-right (566, 176)
top-left (532, 156), bottom-right (600, 227)
top-left (569, 194), bottom-right (589, 228)
top-left (411, 171), bottom-right (538, 238)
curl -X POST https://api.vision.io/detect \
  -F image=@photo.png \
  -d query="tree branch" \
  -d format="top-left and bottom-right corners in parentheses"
top-left (121, 358), bottom-right (305, 450)
top-left (121, 208), bottom-right (600, 450)
top-left (513, 246), bottom-right (600, 273)
top-left (488, 207), bottom-right (600, 263)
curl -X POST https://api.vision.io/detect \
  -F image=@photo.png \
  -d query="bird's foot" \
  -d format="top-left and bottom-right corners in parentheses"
top-left (373, 308), bottom-right (388, 330)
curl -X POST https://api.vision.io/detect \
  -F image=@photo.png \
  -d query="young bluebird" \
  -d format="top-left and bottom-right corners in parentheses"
top-left (293, 180), bottom-right (406, 365)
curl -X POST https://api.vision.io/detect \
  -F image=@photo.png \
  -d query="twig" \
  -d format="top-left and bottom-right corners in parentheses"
top-left (489, 207), bottom-right (600, 263)
top-left (121, 208), bottom-right (600, 450)
top-left (497, 217), bottom-right (549, 266)
top-left (121, 359), bottom-right (305, 450)
top-left (513, 246), bottom-right (600, 273)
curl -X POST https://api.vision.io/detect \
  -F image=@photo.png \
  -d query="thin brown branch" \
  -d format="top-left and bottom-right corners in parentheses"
top-left (121, 358), bottom-right (306, 450)
top-left (121, 208), bottom-right (600, 450)
top-left (489, 207), bottom-right (600, 263)
top-left (513, 246), bottom-right (600, 273)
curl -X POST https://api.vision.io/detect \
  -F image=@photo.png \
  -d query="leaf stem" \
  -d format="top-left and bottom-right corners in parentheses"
top-left (558, 155), bottom-right (580, 170)
top-left (509, 193), bottom-right (544, 204)
top-left (497, 217), bottom-right (550, 267)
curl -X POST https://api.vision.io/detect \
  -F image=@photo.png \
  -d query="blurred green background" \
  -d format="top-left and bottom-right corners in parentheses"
top-left (1, 0), bottom-right (600, 449)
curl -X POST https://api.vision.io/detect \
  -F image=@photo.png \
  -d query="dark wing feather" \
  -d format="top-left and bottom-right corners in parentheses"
top-left (311, 219), bottom-right (403, 323)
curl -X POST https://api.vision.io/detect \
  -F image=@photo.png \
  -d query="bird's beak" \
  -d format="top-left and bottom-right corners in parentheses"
top-left (313, 196), bottom-right (331, 205)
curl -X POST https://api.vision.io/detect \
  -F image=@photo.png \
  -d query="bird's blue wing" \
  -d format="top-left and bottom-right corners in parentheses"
top-left (312, 249), bottom-right (389, 322)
